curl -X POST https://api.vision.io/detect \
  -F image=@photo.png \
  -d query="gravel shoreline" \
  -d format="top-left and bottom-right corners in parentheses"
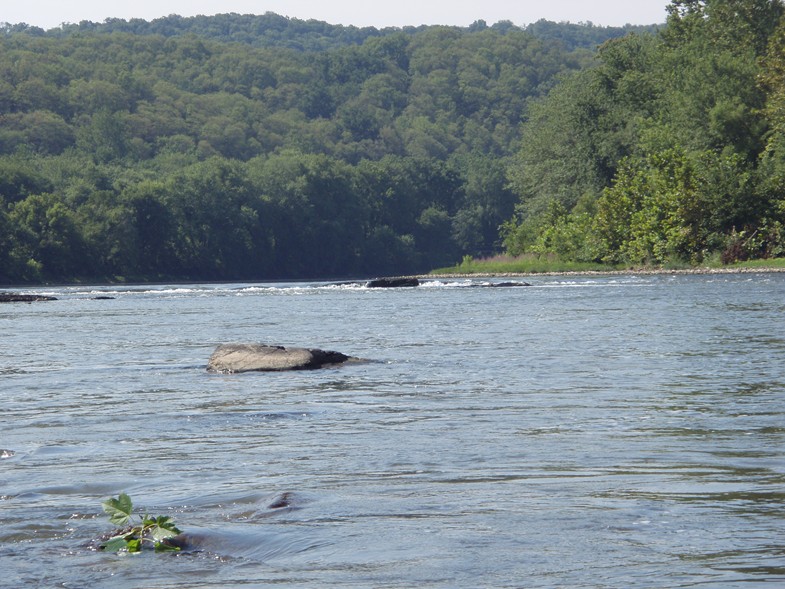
top-left (421, 266), bottom-right (785, 279)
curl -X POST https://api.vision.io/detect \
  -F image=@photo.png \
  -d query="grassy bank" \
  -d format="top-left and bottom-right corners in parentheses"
top-left (726, 257), bottom-right (785, 270)
top-left (430, 254), bottom-right (785, 276)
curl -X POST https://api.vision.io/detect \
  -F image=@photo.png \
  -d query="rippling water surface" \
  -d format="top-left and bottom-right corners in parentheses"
top-left (2, 274), bottom-right (784, 588)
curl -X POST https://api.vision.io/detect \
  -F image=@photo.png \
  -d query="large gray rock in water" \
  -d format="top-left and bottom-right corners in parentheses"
top-left (207, 343), bottom-right (352, 373)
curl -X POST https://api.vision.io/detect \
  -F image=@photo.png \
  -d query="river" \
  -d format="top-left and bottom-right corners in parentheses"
top-left (1, 273), bottom-right (784, 588)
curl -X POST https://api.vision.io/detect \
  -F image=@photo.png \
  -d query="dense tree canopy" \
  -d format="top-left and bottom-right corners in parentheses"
top-left (9, 6), bottom-right (778, 283)
top-left (503, 0), bottom-right (785, 266)
top-left (2, 14), bottom-right (630, 283)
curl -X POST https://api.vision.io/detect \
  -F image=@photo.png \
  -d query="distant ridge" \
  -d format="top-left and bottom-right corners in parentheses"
top-left (2, 13), bottom-right (660, 52)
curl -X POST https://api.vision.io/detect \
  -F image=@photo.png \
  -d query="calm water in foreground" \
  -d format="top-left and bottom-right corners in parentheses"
top-left (1, 273), bottom-right (784, 588)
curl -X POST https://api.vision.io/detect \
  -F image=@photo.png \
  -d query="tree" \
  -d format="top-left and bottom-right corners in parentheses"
top-left (450, 153), bottom-right (517, 255)
top-left (75, 110), bottom-right (130, 162)
top-left (8, 192), bottom-right (88, 279)
top-left (248, 150), bottom-right (367, 277)
top-left (160, 157), bottom-right (268, 278)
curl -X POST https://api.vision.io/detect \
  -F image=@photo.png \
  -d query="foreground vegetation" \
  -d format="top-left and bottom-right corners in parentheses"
top-left (2, 2), bottom-right (785, 284)
top-left (100, 494), bottom-right (182, 553)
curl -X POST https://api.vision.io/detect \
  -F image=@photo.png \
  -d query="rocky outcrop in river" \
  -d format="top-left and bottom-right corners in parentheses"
top-left (354, 277), bottom-right (531, 288)
top-left (207, 343), bottom-right (355, 373)
top-left (0, 293), bottom-right (57, 303)
top-left (366, 277), bottom-right (420, 288)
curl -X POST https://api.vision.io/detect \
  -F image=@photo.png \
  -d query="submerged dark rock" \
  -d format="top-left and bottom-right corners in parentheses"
top-left (366, 277), bottom-right (420, 288)
top-left (267, 491), bottom-right (298, 510)
top-left (207, 343), bottom-right (355, 373)
top-left (486, 281), bottom-right (531, 287)
top-left (0, 293), bottom-right (57, 303)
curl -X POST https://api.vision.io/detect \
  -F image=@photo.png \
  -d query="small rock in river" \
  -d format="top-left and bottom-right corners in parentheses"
top-left (0, 293), bottom-right (57, 303)
top-left (365, 277), bottom-right (420, 288)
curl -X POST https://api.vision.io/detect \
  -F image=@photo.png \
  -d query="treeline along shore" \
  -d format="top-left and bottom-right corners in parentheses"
top-left (1, 2), bottom-right (785, 285)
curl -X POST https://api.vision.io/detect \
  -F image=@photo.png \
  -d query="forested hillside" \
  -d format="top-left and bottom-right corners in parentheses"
top-left (6, 4), bottom-right (781, 284)
top-left (503, 0), bottom-right (785, 266)
top-left (0, 14), bottom-right (624, 283)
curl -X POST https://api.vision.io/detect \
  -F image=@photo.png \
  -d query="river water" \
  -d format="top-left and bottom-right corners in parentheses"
top-left (1, 273), bottom-right (784, 588)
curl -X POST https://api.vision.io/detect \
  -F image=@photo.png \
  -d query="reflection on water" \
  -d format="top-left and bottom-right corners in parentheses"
top-left (1, 273), bottom-right (784, 588)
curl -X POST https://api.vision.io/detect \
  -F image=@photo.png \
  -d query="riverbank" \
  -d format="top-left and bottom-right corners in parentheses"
top-left (428, 255), bottom-right (785, 278)
top-left (424, 264), bottom-right (785, 279)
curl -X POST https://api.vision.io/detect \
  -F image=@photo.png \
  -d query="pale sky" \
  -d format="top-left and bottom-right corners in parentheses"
top-left (2, 1), bottom-right (669, 30)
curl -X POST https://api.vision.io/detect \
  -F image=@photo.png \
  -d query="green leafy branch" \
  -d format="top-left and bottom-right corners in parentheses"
top-left (100, 493), bottom-right (182, 553)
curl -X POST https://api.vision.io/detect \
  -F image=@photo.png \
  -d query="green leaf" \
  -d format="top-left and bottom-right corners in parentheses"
top-left (150, 515), bottom-right (181, 541)
top-left (101, 536), bottom-right (130, 552)
top-left (125, 538), bottom-right (142, 553)
top-left (154, 516), bottom-right (181, 534)
top-left (151, 525), bottom-right (180, 542)
top-left (102, 493), bottom-right (134, 527)
top-left (154, 541), bottom-right (181, 553)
